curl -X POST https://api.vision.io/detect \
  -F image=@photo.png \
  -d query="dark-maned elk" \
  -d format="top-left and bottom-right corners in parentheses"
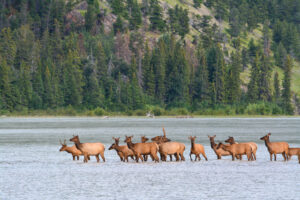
top-left (287, 148), bottom-right (300, 161)
top-left (188, 136), bottom-right (208, 161)
top-left (208, 135), bottom-right (232, 159)
top-left (124, 136), bottom-right (159, 163)
top-left (260, 133), bottom-right (289, 161)
top-left (225, 136), bottom-right (257, 160)
top-left (108, 137), bottom-right (134, 162)
top-left (70, 135), bottom-right (105, 163)
top-left (217, 142), bottom-right (253, 161)
top-left (59, 139), bottom-right (89, 161)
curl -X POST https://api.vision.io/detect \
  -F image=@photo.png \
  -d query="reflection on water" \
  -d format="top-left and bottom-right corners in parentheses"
top-left (0, 117), bottom-right (299, 200)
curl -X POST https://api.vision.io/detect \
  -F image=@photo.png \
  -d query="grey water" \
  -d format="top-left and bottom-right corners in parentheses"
top-left (0, 117), bottom-right (299, 200)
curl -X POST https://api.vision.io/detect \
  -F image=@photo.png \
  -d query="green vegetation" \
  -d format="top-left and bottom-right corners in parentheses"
top-left (0, 0), bottom-right (299, 116)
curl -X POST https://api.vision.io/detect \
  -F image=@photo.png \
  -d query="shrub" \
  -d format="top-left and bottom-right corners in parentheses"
top-left (94, 107), bottom-right (106, 116)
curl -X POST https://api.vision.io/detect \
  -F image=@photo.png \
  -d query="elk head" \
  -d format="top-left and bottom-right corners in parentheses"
top-left (141, 136), bottom-right (149, 143)
top-left (59, 139), bottom-right (67, 151)
top-left (217, 142), bottom-right (224, 150)
top-left (124, 135), bottom-right (133, 143)
top-left (260, 133), bottom-right (271, 141)
top-left (108, 143), bottom-right (117, 150)
top-left (208, 135), bottom-right (216, 142)
top-left (188, 136), bottom-right (196, 142)
top-left (225, 136), bottom-right (234, 144)
top-left (112, 137), bottom-right (120, 145)
top-left (70, 135), bottom-right (79, 143)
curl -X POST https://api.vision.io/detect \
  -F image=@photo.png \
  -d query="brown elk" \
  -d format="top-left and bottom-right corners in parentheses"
top-left (70, 135), bottom-right (105, 163)
top-left (260, 133), bottom-right (289, 161)
top-left (124, 136), bottom-right (159, 162)
top-left (225, 136), bottom-right (257, 160)
top-left (151, 127), bottom-right (171, 143)
top-left (208, 135), bottom-right (232, 159)
top-left (217, 142), bottom-right (253, 161)
top-left (59, 139), bottom-right (90, 161)
top-left (159, 141), bottom-right (186, 162)
top-left (188, 136), bottom-right (208, 161)
top-left (287, 148), bottom-right (300, 161)
top-left (108, 137), bottom-right (134, 162)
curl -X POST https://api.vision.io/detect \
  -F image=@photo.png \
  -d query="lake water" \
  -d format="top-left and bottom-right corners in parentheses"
top-left (0, 117), bottom-right (299, 200)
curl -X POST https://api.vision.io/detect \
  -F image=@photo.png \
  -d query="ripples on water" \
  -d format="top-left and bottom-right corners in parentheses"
top-left (0, 117), bottom-right (300, 200)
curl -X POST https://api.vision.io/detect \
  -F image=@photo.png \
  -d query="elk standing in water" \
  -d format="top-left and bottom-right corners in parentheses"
top-left (108, 137), bottom-right (134, 162)
top-left (151, 128), bottom-right (176, 161)
top-left (70, 135), bottom-right (105, 163)
top-left (287, 148), bottom-right (300, 161)
top-left (159, 141), bottom-right (186, 162)
top-left (225, 136), bottom-right (257, 160)
top-left (260, 133), bottom-right (289, 161)
top-left (188, 136), bottom-right (208, 161)
top-left (208, 135), bottom-right (231, 159)
top-left (59, 139), bottom-right (89, 161)
top-left (124, 136), bottom-right (159, 163)
top-left (217, 142), bottom-right (253, 161)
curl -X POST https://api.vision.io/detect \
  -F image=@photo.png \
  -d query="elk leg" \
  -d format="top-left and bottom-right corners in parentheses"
top-left (202, 153), bottom-right (208, 161)
top-left (217, 155), bottom-right (221, 159)
top-left (84, 154), bottom-right (88, 163)
top-left (73, 155), bottom-right (75, 161)
top-left (190, 153), bottom-right (192, 161)
top-left (252, 152), bottom-right (256, 161)
top-left (194, 154), bottom-right (197, 161)
top-left (282, 153), bottom-right (286, 161)
top-left (143, 155), bottom-right (148, 161)
top-left (100, 152), bottom-right (105, 162)
top-left (180, 153), bottom-right (185, 161)
top-left (298, 154), bottom-right (300, 164)
top-left (96, 155), bottom-right (100, 163)
top-left (274, 154), bottom-right (277, 161)
top-left (88, 156), bottom-right (90, 160)
top-left (232, 154), bottom-right (235, 161)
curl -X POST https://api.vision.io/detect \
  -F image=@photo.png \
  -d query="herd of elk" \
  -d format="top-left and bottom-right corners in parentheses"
top-left (59, 131), bottom-right (299, 164)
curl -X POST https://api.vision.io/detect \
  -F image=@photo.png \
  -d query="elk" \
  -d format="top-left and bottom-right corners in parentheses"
top-left (217, 142), bottom-right (253, 161)
top-left (108, 137), bottom-right (134, 162)
top-left (208, 135), bottom-right (231, 159)
top-left (225, 136), bottom-right (257, 160)
top-left (69, 135), bottom-right (105, 163)
top-left (59, 139), bottom-right (89, 161)
top-left (287, 148), bottom-right (300, 161)
top-left (159, 141), bottom-right (185, 161)
top-left (124, 135), bottom-right (159, 163)
top-left (151, 127), bottom-right (171, 144)
top-left (188, 136), bottom-right (208, 161)
top-left (260, 133), bottom-right (289, 161)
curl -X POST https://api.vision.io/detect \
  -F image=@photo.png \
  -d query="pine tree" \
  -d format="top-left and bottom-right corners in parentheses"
top-left (43, 65), bottom-right (54, 108)
top-left (0, 59), bottom-right (14, 110)
top-left (193, 0), bottom-right (203, 8)
top-left (18, 61), bottom-right (33, 107)
top-left (149, 0), bottom-right (165, 31)
top-left (0, 28), bottom-right (16, 66)
top-left (273, 72), bottom-right (280, 103)
top-left (85, 0), bottom-right (98, 32)
top-left (282, 55), bottom-right (293, 114)
top-left (113, 16), bottom-right (124, 34)
top-left (225, 51), bottom-right (241, 104)
top-left (142, 44), bottom-right (155, 97)
top-left (247, 53), bottom-right (260, 102)
top-left (258, 54), bottom-right (272, 101)
top-left (128, 0), bottom-right (142, 30)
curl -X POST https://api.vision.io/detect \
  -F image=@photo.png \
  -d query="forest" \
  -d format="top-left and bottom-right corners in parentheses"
top-left (0, 0), bottom-right (299, 116)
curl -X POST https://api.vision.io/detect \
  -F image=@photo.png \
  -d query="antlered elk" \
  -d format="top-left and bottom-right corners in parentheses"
top-left (108, 137), bottom-right (134, 162)
top-left (260, 133), bottom-right (289, 161)
top-left (225, 136), bottom-right (257, 160)
top-left (70, 135), bottom-right (105, 163)
top-left (59, 139), bottom-right (89, 161)
top-left (217, 142), bottom-right (253, 161)
top-left (208, 135), bottom-right (231, 159)
top-left (287, 148), bottom-right (300, 161)
top-left (159, 141), bottom-right (186, 161)
top-left (188, 136), bottom-right (207, 161)
top-left (124, 136), bottom-right (159, 163)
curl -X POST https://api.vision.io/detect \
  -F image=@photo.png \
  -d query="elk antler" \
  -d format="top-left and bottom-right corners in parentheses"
top-left (59, 139), bottom-right (63, 145)
top-left (64, 139), bottom-right (66, 145)
top-left (162, 127), bottom-right (166, 138)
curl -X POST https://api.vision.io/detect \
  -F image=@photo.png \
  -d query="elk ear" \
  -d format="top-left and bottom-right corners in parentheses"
top-left (268, 133), bottom-right (271, 136)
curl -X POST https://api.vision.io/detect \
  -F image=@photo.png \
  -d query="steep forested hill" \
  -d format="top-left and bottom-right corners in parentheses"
top-left (0, 0), bottom-right (299, 115)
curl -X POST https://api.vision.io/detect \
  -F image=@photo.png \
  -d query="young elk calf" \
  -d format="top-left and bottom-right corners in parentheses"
top-left (70, 135), bottom-right (105, 163)
top-left (108, 137), bottom-right (134, 162)
top-left (260, 133), bottom-right (289, 161)
top-left (188, 136), bottom-right (208, 161)
top-left (59, 139), bottom-right (88, 161)
top-left (225, 136), bottom-right (257, 160)
top-left (217, 142), bottom-right (253, 161)
top-left (124, 136), bottom-right (159, 163)
top-left (287, 148), bottom-right (300, 161)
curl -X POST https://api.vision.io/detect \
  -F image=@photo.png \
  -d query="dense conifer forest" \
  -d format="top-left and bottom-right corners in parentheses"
top-left (0, 0), bottom-right (299, 116)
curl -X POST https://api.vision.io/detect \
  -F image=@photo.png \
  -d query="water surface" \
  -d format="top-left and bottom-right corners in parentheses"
top-left (0, 117), bottom-right (299, 200)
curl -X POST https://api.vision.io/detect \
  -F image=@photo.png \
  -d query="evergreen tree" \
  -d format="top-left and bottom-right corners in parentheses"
top-left (275, 42), bottom-right (287, 69)
top-left (18, 61), bottom-right (33, 107)
top-left (142, 44), bottom-right (155, 97)
top-left (273, 72), bottom-right (280, 103)
top-left (258, 54), bottom-right (272, 101)
top-left (43, 65), bottom-right (54, 108)
top-left (128, 0), bottom-right (142, 30)
top-left (282, 55), bottom-right (293, 114)
top-left (149, 0), bottom-right (165, 31)
top-left (193, 0), bottom-right (203, 8)
top-left (247, 53), bottom-right (260, 102)
top-left (113, 16), bottom-right (124, 34)
top-left (0, 59), bottom-right (14, 110)
top-left (85, 0), bottom-right (99, 32)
